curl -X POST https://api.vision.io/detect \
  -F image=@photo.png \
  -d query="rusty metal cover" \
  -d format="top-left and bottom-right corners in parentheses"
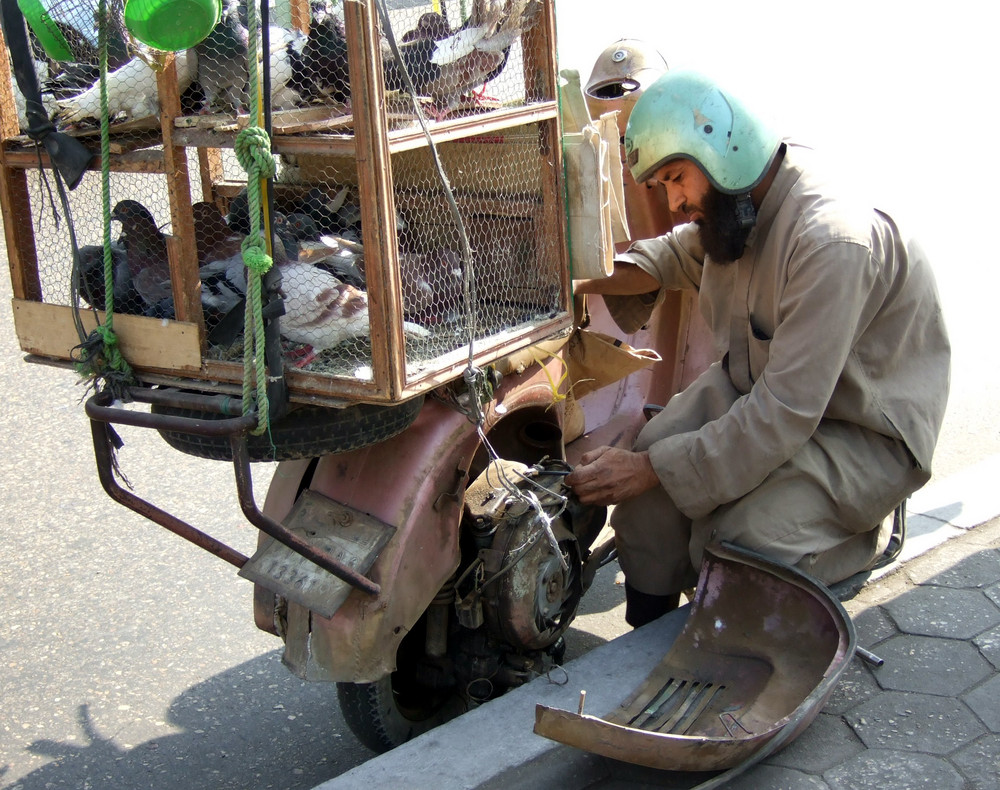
top-left (534, 542), bottom-right (857, 777)
top-left (238, 490), bottom-right (395, 618)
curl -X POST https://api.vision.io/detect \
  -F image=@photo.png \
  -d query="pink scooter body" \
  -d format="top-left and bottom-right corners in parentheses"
top-left (259, 356), bottom-right (572, 682)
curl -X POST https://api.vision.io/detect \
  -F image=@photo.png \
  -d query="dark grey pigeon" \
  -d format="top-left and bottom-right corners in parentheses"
top-left (195, 0), bottom-right (250, 113)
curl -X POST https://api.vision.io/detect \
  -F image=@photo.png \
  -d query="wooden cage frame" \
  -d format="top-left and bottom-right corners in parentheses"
top-left (0, 0), bottom-right (572, 405)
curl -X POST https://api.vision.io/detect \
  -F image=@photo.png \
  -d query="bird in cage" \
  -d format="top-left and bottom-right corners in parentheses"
top-left (276, 210), bottom-right (366, 286)
top-left (197, 249), bottom-right (249, 340)
top-left (193, 201), bottom-right (245, 265)
top-left (269, 24), bottom-right (309, 110)
top-left (190, 0), bottom-right (306, 114)
top-left (301, 185), bottom-right (359, 240)
top-left (276, 211), bottom-right (321, 246)
top-left (55, 49), bottom-right (197, 124)
top-left (287, 0), bottom-right (350, 105)
top-left (400, 10), bottom-right (453, 43)
top-left (194, 0), bottom-right (250, 113)
top-left (111, 199), bottom-right (173, 312)
top-left (384, 0), bottom-right (541, 119)
top-left (398, 248), bottom-right (466, 325)
top-left (225, 187), bottom-right (299, 259)
top-left (34, 6), bottom-right (133, 100)
top-left (277, 257), bottom-right (430, 368)
top-left (75, 241), bottom-right (139, 314)
top-left (193, 203), bottom-right (308, 345)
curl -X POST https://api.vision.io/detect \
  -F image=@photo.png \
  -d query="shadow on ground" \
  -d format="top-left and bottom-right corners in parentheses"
top-left (4, 650), bottom-right (373, 790)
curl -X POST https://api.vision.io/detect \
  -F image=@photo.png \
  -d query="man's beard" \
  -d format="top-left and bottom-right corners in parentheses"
top-left (694, 188), bottom-right (754, 264)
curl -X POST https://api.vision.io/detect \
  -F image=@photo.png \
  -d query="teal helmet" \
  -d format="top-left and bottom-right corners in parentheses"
top-left (624, 70), bottom-right (781, 193)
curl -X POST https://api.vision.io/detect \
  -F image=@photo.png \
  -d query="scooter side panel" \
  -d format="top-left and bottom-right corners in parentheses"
top-left (270, 361), bottom-right (570, 682)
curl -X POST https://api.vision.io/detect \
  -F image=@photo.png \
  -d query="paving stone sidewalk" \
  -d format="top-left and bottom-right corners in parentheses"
top-left (586, 515), bottom-right (1000, 790)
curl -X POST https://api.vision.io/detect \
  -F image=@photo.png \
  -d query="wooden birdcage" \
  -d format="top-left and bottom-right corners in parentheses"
top-left (0, 0), bottom-right (571, 405)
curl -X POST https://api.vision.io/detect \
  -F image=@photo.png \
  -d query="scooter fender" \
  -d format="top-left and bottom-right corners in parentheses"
top-left (260, 360), bottom-right (568, 682)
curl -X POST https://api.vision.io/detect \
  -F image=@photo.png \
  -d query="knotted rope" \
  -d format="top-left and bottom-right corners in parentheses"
top-left (72, 0), bottom-right (135, 400)
top-left (235, 4), bottom-right (278, 436)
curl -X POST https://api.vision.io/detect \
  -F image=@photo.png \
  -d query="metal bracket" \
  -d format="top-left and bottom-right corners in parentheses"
top-left (85, 387), bottom-right (382, 605)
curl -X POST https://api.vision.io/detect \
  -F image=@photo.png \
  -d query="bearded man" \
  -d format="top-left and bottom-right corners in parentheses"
top-left (566, 70), bottom-right (951, 627)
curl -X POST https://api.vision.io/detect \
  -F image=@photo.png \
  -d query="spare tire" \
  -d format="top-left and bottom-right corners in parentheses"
top-left (151, 395), bottom-right (425, 462)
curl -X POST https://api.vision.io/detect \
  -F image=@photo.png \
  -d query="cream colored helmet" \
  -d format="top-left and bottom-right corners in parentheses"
top-left (584, 39), bottom-right (669, 130)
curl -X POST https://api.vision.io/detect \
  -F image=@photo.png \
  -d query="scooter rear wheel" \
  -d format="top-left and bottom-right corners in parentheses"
top-left (337, 674), bottom-right (466, 753)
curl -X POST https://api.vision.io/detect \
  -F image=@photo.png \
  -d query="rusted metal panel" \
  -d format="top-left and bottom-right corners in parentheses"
top-left (534, 543), bottom-right (857, 776)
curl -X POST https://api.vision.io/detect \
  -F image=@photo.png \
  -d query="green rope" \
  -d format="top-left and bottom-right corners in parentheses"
top-left (236, 1), bottom-right (277, 435)
top-left (73, 0), bottom-right (135, 397)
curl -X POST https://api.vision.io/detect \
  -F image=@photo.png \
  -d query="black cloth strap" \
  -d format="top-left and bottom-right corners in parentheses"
top-left (0, 0), bottom-right (94, 189)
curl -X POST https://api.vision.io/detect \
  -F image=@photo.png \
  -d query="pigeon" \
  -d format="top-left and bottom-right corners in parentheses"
top-left (44, 62), bottom-right (101, 99)
top-left (384, 0), bottom-right (539, 117)
top-left (302, 185), bottom-right (360, 239)
top-left (195, 0), bottom-right (251, 114)
top-left (193, 201), bottom-right (244, 265)
top-left (269, 25), bottom-right (309, 110)
top-left (278, 260), bottom-right (429, 366)
top-left (225, 187), bottom-right (254, 235)
top-left (197, 248), bottom-right (249, 341)
top-left (289, 0), bottom-right (350, 104)
top-left (194, 0), bottom-right (307, 115)
top-left (226, 188), bottom-right (299, 259)
top-left (399, 248), bottom-right (465, 324)
top-left (197, 223), bottom-right (301, 345)
top-left (74, 242), bottom-right (139, 314)
top-left (278, 211), bottom-right (321, 244)
top-left (400, 11), bottom-right (453, 43)
top-left (55, 50), bottom-right (198, 124)
top-left (307, 234), bottom-right (366, 289)
top-left (111, 199), bottom-right (172, 311)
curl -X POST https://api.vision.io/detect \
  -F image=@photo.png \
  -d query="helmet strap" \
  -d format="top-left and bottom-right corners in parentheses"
top-left (735, 193), bottom-right (757, 230)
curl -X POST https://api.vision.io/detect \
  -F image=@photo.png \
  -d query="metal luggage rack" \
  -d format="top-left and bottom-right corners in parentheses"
top-left (85, 385), bottom-right (388, 614)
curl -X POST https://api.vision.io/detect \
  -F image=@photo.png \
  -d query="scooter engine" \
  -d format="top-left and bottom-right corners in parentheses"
top-left (462, 459), bottom-right (584, 653)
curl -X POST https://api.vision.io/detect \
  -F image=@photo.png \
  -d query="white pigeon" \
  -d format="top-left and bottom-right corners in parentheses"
top-left (56, 49), bottom-right (198, 124)
top-left (278, 261), bottom-right (429, 364)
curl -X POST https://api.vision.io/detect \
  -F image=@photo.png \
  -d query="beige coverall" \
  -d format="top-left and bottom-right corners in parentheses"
top-left (611, 143), bottom-right (951, 594)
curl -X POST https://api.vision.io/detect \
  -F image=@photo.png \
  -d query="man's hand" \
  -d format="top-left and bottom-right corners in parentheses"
top-left (565, 446), bottom-right (660, 506)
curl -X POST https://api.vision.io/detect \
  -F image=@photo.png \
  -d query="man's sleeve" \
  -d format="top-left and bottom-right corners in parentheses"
top-left (617, 224), bottom-right (706, 292)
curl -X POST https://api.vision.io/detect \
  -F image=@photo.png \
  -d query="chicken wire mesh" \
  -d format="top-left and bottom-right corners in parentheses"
top-left (14, 160), bottom-right (208, 316)
top-left (168, 0), bottom-right (548, 129)
top-left (4, 0), bottom-right (567, 397)
top-left (268, 121), bottom-right (565, 381)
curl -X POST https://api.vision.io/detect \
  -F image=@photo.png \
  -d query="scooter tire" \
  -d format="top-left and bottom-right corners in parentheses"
top-left (337, 677), bottom-right (466, 753)
top-left (150, 395), bottom-right (425, 462)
